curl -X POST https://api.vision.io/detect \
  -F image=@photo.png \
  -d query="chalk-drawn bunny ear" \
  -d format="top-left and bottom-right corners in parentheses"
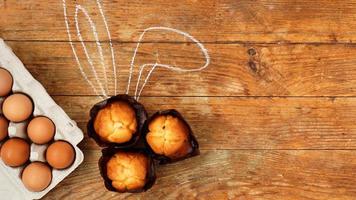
top-left (127, 27), bottom-right (210, 100)
top-left (62, 0), bottom-right (117, 99)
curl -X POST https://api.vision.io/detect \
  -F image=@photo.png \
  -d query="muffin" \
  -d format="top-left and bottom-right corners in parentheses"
top-left (107, 152), bottom-right (148, 191)
top-left (146, 115), bottom-right (192, 158)
top-left (94, 101), bottom-right (137, 144)
top-left (144, 110), bottom-right (199, 163)
top-left (99, 149), bottom-right (156, 193)
top-left (88, 95), bottom-right (147, 147)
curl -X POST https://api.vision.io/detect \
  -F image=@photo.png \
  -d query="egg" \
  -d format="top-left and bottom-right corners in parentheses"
top-left (27, 116), bottom-right (55, 144)
top-left (22, 162), bottom-right (52, 192)
top-left (2, 93), bottom-right (33, 122)
top-left (0, 68), bottom-right (13, 97)
top-left (1, 138), bottom-right (30, 167)
top-left (46, 141), bottom-right (75, 169)
top-left (0, 116), bottom-right (9, 141)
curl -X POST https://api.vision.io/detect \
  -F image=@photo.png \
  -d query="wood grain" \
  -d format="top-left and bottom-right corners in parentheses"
top-left (2, 0), bottom-right (356, 199)
top-left (51, 96), bottom-right (356, 150)
top-left (2, 0), bottom-right (356, 43)
top-left (5, 41), bottom-right (356, 96)
top-left (43, 150), bottom-right (356, 200)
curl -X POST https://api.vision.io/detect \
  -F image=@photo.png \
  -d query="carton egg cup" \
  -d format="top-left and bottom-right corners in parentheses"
top-left (0, 39), bottom-right (84, 200)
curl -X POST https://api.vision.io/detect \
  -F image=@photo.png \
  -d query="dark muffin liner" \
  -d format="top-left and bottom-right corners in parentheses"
top-left (87, 94), bottom-right (148, 148)
top-left (99, 147), bottom-right (156, 193)
top-left (142, 109), bottom-right (199, 164)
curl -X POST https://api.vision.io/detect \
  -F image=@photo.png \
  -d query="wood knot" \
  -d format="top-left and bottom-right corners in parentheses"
top-left (247, 47), bottom-right (259, 73)
top-left (248, 61), bottom-right (257, 73)
top-left (247, 48), bottom-right (256, 56)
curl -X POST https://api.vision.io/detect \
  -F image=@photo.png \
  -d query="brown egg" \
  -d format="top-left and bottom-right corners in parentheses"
top-left (22, 162), bottom-right (52, 192)
top-left (46, 141), bottom-right (75, 169)
top-left (2, 93), bottom-right (33, 122)
top-left (0, 68), bottom-right (13, 97)
top-left (1, 138), bottom-right (30, 167)
top-left (0, 116), bottom-right (9, 141)
top-left (27, 116), bottom-right (55, 144)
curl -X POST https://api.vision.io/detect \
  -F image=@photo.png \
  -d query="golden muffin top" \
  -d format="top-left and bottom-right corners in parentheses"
top-left (146, 115), bottom-right (191, 159)
top-left (94, 101), bottom-right (137, 144)
top-left (106, 151), bottom-right (148, 191)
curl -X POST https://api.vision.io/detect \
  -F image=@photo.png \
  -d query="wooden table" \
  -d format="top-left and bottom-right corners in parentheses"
top-left (1, 0), bottom-right (356, 199)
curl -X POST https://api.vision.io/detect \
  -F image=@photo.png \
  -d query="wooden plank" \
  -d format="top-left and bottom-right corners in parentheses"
top-left (3, 1), bottom-right (356, 199)
top-left (52, 96), bottom-right (356, 150)
top-left (43, 150), bottom-right (356, 199)
top-left (2, 0), bottom-right (356, 43)
top-left (6, 41), bottom-right (356, 96)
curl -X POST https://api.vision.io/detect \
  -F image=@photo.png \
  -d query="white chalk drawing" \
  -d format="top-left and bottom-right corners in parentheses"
top-left (129, 26), bottom-right (210, 100)
top-left (62, 0), bottom-right (210, 100)
top-left (96, 0), bottom-right (118, 94)
top-left (74, 4), bottom-right (108, 97)
top-left (62, 0), bottom-right (104, 99)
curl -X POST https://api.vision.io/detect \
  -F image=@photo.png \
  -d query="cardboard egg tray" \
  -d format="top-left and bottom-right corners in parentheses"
top-left (0, 39), bottom-right (84, 199)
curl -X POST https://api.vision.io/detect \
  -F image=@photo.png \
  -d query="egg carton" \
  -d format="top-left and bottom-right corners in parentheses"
top-left (0, 39), bottom-right (84, 200)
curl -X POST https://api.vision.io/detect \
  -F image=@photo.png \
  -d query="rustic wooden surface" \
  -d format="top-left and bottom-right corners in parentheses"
top-left (1, 0), bottom-right (356, 199)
